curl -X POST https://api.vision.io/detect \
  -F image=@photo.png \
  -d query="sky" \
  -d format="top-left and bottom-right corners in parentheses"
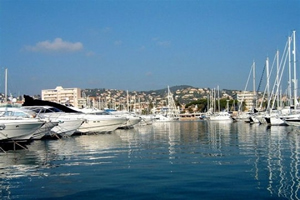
top-left (0, 0), bottom-right (299, 95)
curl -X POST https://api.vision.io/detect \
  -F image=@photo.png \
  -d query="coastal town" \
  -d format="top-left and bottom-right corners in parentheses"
top-left (1, 85), bottom-right (259, 117)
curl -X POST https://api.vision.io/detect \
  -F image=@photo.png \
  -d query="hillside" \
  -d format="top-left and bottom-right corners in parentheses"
top-left (82, 85), bottom-right (241, 105)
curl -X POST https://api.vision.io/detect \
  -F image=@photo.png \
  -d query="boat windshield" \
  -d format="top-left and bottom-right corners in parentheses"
top-left (0, 109), bottom-right (36, 118)
top-left (25, 106), bottom-right (63, 114)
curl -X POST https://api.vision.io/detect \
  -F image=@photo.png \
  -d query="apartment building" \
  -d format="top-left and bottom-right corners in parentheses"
top-left (41, 86), bottom-right (81, 108)
top-left (236, 91), bottom-right (257, 111)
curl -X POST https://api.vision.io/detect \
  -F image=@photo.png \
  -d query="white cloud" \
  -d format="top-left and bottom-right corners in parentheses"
top-left (25, 38), bottom-right (83, 52)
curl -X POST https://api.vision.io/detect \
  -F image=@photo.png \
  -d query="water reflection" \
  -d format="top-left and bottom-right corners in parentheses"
top-left (0, 122), bottom-right (300, 199)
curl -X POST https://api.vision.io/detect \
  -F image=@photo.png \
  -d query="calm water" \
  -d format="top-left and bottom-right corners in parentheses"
top-left (1, 121), bottom-right (300, 200)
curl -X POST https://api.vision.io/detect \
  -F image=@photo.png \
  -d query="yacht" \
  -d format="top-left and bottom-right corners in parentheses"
top-left (0, 107), bottom-right (45, 141)
top-left (24, 106), bottom-right (127, 134)
top-left (206, 110), bottom-right (233, 122)
top-left (22, 106), bottom-right (84, 137)
top-left (104, 109), bottom-right (142, 129)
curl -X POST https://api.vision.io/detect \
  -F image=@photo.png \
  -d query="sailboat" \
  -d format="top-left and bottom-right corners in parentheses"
top-left (234, 61), bottom-right (257, 122)
top-left (206, 86), bottom-right (232, 122)
top-left (153, 86), bottom-right (180, 122)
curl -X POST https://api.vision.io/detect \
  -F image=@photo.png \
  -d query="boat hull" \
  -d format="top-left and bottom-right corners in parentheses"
top-left (0, 120), bottom-right (44, 141)
top-left (77, 117), bottom-right (127, 133)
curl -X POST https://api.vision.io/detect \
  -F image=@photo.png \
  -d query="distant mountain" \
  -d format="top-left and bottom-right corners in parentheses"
top-left (83, 85), bottom-right (196, 96)
top-left (141, 85), bottom-right (196, 96)
top-left (82, 85), bottom-right (242, 105)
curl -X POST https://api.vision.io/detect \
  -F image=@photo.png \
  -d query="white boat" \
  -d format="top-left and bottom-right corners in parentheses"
top-left (23, 106), bottom-right (84, 137)
top-left (24, 106), bottom-right (127, 134)
top-left (104, 110), bottom-right (142, 129)
top-left (207, 111), bottom-right (233, 121)
top-left (50, 117), bottom-right (83, 136)
top-left (233, 112), bottom-right (252, 122)
top-left (77, 113), bottom-right (128, 133)
top-left (153, 113), bottom-right (179, 121)
top-left (152, 86), bottom-right (180, 122)
top-left (31, 120), bottom-right (60, 139)
top-left (206, 86), bottom-right (232, 122)
top-left (140, 115), bottom-right (154, 125)
top-left (265, 110), bottom-right (288, 126)
top-left (0, 107), bottom-right (76, 139)
top-left (63, 107), bottom-right (130, 131)
top-left (0, 119), bottom-right (45, 141)
top-left (0, 107), bottom-right (45, 141)
top-left (281, 113), bottom-right (300, 126)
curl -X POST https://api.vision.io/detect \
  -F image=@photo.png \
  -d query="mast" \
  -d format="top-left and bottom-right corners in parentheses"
top-left (253, 61), bottom-right (256, 109)
top-left (276, 50), bottom-right (280, 108)
top-left (126, 90), bottom-right (129, 111)
top-left (288, 36), bottom-right (292, 106)
top-left (266, 57), bottom-right (270, 111)
top-left (293, 30), bottom-right (297, 109)
top-left (217, 85), bottom-right (220, 112)
top-left (5, 68), bottom-right (7, 102)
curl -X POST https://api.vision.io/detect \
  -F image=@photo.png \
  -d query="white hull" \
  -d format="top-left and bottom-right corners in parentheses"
top-left (77, 117), bottom-right (127, 133)
top-left (0, 119), bottom-right (44, 141)
top-left (208, 117), bottom-right (232, 121)
top-left (153, 114), bottom-right (179, 122)
top-left (282, 114), bottom-right (300, 126)
top-left (118, 116), bottom-right (142, 128)
top-left (140, 115), bottom-right (154, 125)
top-left (269, 117), bottom-right (288, 126)
top-left (284, 119), bottom-right (300, 126)
top-left (26, 106), bottom-right (127, 134)
top-left (51, 119), bottom-right (83, 137)
top-left (207, 112), bottom-right (232, 122)
top-left (31, 121), bottom-right (59, 139)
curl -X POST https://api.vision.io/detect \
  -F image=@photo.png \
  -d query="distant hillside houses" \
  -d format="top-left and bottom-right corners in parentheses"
top-left (37, 85), bottom-right (263, 113)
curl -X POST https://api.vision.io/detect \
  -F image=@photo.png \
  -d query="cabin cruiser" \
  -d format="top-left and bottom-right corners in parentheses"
top-left (11, 106), bottom-right (84, 138)
top-left (23, 106), bottom-right (127, 134)
top-left (104, 109), bottom-right (142, 129)
top-left (206, 111), bottom-right (233, 122)
top-left (22, 95), bottom-right (127, 133)
top-left (71, 107), bottom-right (141, 129)
top-left (0, 107), bottom-right (45, 141)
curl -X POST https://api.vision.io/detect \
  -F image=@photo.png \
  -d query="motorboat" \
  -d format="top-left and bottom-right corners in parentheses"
top-left (23, 105), bottom-right (127, 134)
top-left (104, 109), bottom-right (141, 129)
top-left (206, 111), bottom-right (233, 122)
top-left (22, 106), bottom-right (84, 136)
top-left (0, 107), bottom-right (45, 141)
top-left (0, 107), bottom-right (61, 139)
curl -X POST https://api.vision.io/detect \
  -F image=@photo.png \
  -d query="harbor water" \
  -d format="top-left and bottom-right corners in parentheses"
top-left (1, 121), bottom-right (300, 199)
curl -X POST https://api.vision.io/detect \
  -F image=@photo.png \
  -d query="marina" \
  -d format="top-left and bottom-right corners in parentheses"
top-left (1, 1), bottom-right (299, 198)
top-left (1, 120), bottom-right (300, 199)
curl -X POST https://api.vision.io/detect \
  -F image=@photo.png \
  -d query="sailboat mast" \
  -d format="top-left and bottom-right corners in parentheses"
top-left (253, 61), bottom-right (256, 108)
top-left (293, 30), bottom-right (297, 109)
top-left (217, 85), bottom-right (220, 112)
top-left (288, 36), bottom-right (292, 106)
top-left (5, 68), bottom-right (7, 102)
top-left (276, 50), bottom-right (280, 108)
top-left (126, 90), bottom-right (129, 111)
top-left (266, 57), bottom-right (270, 111)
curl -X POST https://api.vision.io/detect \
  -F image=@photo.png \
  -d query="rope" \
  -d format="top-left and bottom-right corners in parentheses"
top-left (257, 64), bottom-right (266, 93)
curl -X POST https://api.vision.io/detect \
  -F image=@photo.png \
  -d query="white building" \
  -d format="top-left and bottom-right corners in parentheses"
top-left (236, 91), bottom-right (257, 111)
top-left (41, 86), bottom-right (81, 108)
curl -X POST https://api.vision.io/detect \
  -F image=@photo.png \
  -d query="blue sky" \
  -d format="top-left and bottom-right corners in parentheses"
top-left (0, 0), bottom-right (299, 95)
